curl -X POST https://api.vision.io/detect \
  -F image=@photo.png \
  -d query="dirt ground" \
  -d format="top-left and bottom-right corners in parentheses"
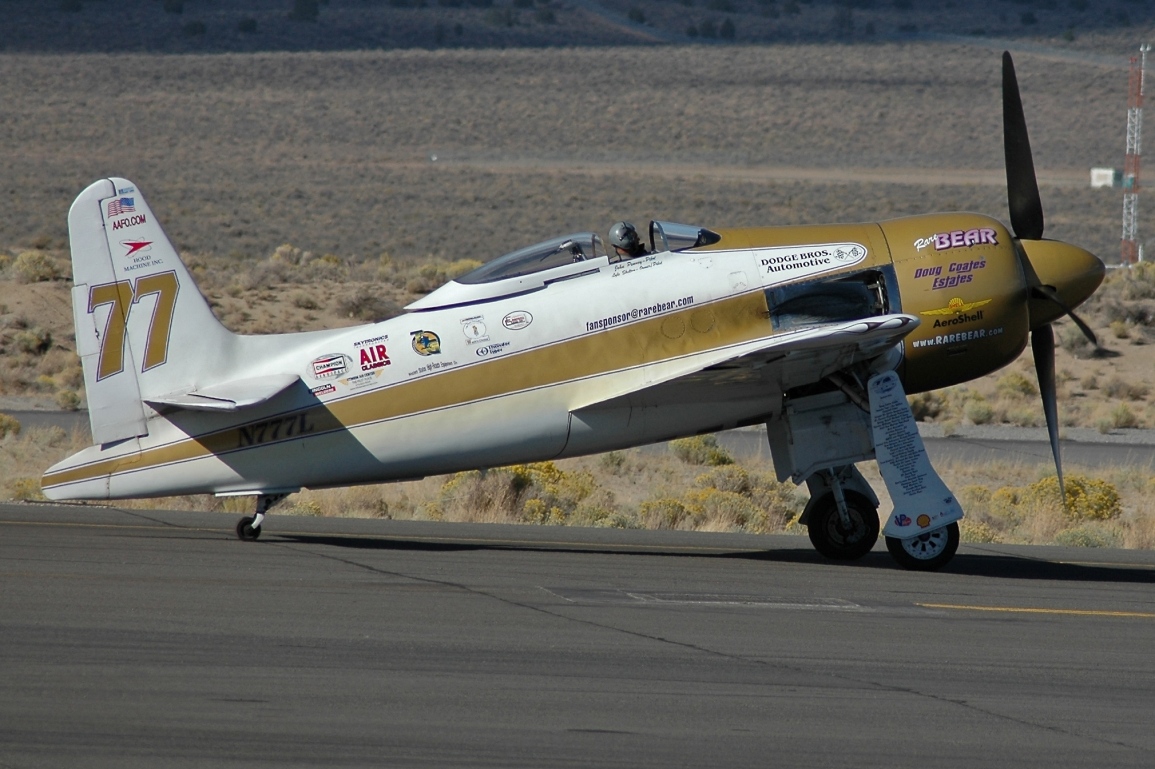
top-left (0, 42), bottom-right (1133, 264)
top-left (1, 40), bottom-right (1151, 428)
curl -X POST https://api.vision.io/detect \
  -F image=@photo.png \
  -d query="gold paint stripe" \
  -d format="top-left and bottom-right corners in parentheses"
top-left (917, 603), bottom-right (1155, 619)
top-left (44, 291), bottom-right (773, 489)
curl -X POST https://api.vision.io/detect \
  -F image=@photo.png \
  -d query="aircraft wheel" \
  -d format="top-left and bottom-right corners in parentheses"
top-left (806, 491), bottom-right (879, 560)
top-left (885, 522), bottom-right (959, 571)
top-left (235, 516), bottom-right (261, 541)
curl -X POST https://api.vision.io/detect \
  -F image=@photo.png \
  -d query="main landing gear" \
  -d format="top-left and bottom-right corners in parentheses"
top-left (798, 466), bottom-right (958, 571)
top-left (235, 492), bottom-right (290, 541)
top-left (806, 487), bottom-right (879, 561)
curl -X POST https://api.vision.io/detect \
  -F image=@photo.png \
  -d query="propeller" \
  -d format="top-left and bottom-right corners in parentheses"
top-left (1001, 51), bottom-right (1100, 501)
top-left (1002, 52), bottom-right (1045, 241)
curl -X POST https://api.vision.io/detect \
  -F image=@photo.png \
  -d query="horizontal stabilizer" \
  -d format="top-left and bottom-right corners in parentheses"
top-left (146, 373), bottom-right (300, 413)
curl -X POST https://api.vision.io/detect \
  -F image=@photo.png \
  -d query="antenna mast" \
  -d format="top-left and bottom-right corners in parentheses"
top-left (1122, 44), bottom-right (1150, 264)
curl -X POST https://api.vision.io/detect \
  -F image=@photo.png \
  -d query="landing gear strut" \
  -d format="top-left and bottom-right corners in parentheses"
top-left (235, 493), bottom-right (289, 542)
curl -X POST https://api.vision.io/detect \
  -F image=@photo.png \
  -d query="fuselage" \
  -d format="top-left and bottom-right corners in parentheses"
top-left (42, 211), bottom-right (1100, 501)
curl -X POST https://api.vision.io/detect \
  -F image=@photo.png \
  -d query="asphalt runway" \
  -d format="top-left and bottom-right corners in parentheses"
top-left (2, 503), bottom-right (1154, 768)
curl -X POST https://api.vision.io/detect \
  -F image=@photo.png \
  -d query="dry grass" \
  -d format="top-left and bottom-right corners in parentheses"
top-left (5, 422), bottom-right (1153, 549)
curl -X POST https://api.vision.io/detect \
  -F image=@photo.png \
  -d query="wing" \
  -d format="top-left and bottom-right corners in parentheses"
top-left (573, 314), bottom-right (919, 418)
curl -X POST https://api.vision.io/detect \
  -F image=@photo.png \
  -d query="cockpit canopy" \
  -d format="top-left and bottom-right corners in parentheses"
top-left (457, 233), bottom-right (607, 285)
top-left (405, 221), bottom-right (721, 311)
top-left (649, 221), bottom-right (721, 253)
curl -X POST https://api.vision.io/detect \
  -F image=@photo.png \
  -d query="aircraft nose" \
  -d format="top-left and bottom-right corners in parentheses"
top-left (1019, 239), bottom-right (1106, 329)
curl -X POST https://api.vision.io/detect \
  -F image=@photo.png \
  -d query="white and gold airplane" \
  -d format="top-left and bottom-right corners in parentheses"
top-left (42, 54), bottom-right (1104, 570)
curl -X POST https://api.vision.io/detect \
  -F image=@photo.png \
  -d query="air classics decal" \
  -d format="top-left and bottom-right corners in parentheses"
top-left (755, 242), bottom-right (867, 287)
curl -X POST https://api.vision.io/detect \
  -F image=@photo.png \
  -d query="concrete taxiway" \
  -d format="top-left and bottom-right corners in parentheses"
top-left (2, 503), bottom-right (1154, 768)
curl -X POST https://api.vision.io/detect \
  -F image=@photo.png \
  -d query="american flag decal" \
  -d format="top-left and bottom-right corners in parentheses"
top-left (107, 197), bottom-right (136, 218)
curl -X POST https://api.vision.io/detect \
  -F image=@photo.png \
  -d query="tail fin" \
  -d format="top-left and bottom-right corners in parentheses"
top-left (70, 178), bottom-right (237, 444)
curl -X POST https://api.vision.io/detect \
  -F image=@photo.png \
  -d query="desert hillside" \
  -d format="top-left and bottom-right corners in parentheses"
top-left (0, 0), bottom-right (1150, 53)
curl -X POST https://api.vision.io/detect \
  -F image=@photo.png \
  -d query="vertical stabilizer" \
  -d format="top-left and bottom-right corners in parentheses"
top-left (68, 178), bottom-right (237, 444)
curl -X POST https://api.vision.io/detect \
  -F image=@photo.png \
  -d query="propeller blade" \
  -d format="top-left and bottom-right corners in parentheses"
top-left (1031, 324), bottom-right (1065, 501)
top-left (1003, 51), bottom-right (1045, 240)
top-left (1031, 285), bottom-right (1099, 348)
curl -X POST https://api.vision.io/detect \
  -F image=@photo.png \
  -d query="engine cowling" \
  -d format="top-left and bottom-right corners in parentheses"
top-left (882, 213), bottom-right (1030, 394)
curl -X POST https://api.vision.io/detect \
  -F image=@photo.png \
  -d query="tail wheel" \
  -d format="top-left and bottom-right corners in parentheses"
top-left (885, 522), bottom-right (959, 571)
top-left (806, 491), bottom-right (879, 561)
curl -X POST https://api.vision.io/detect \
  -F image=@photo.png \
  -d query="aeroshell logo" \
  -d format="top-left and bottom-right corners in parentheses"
top-left (502, 311), bottom-right (533, 331)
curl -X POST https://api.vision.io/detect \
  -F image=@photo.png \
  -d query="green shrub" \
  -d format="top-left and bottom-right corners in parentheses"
top-left (13, 328), bottom-right (52, 355)
top-left (964, 399), bottom-right (995, 425)
top-left (0, 413), bottom-right (21, 439)
top-left (996, 371), bottom-right (1037, 398)
top-left (599, 451), bottom-right (627, 474)
top-left (55, 390), bottom-right (82, 411)
top-left (959, 519), bottom-right (1000, 543)
top-left (695, 465), bottom-right (750, 494)
top-left (13, 251), bottom-right (61, 283)
top-left (1025, 475), bottom-right (1122, 521)
top-left (336, 286), bottom-right (401, 321)
top-left (1103, 376), bottom-right (1148, 401)
top-left (6, 477), bottom-right (46, 501)
top-left (640, 497), bottom-right (690, 529)
top-left (683, 487), bottom-right (762, 529)
top-left (1110, 403), bottom-right (1139, 429)
top-left (1054, 524), bottom-right (1119, 548)
top-left (670, 434), bottom-right (733, 465)
top-left (908, 390), bottom-right (946, 420)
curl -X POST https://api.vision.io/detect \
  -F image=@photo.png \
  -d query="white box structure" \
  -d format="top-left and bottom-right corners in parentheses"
top-left (1091, 167), bottom-right (1122, 188)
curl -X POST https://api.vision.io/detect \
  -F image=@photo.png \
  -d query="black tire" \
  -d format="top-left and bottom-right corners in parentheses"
top-left (235, 516), bottom-right (261, 541)
top-left (806, 491), bottom-right (879, 561)
top-left (885, 522), bottom-right (959, 571)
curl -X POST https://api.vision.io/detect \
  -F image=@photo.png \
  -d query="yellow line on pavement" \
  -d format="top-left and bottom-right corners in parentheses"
top-left (918, 603), bottom-right (1155, 618)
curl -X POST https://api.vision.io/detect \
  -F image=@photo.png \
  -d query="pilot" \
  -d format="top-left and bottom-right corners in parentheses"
top-left (609, 221), bottom-right (648, 260)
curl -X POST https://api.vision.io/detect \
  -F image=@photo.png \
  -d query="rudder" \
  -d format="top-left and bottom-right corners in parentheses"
top-left (69, 178), bottom-right (236, 444)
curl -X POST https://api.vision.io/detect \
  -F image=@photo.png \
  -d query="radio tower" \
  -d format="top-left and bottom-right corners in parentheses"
top-left (1122, 44), bottom-right (1150, 265)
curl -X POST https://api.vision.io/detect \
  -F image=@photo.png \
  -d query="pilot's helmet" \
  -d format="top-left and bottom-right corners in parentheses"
top-left (609, 221), bottom-right (641, 252)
